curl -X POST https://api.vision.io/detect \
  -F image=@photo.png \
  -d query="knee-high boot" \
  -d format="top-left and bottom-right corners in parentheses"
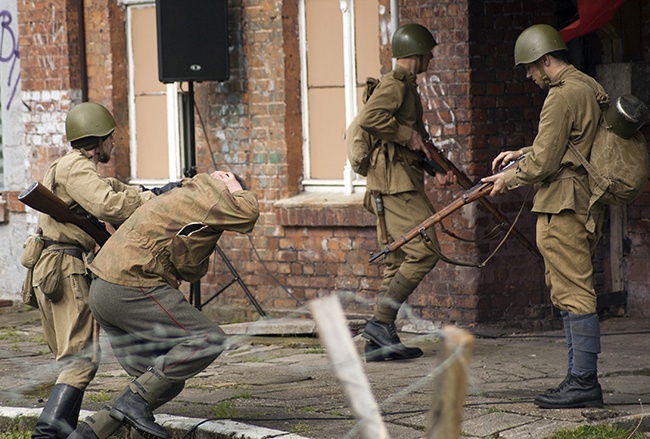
top-left (32, 383), bottom-right (84, 438)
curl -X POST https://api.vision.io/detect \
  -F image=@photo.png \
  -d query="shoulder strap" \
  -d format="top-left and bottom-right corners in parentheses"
top-left (363, 77), bottom-right (380, 104)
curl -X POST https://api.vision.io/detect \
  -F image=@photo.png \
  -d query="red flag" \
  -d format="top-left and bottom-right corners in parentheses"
top-left (559, 0), bottom-right (626, 42)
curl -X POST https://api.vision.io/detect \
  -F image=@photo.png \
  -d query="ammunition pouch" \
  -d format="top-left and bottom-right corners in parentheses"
top-left (33, 249), bottom-right (65, 302)
top-left (20, 234), bottom-right (44, 269)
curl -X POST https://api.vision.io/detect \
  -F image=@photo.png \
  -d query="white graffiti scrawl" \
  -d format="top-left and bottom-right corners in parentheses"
top-left (0, 8), bottom-right (20, 110)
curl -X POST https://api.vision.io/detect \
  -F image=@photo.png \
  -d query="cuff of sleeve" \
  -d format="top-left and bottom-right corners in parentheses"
top-left (503, 168), bottom-right (520, 190)
top-left (396, 125), bottom-right (413, 146)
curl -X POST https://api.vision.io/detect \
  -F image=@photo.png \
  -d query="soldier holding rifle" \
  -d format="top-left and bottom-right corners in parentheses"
top-left (22, 102), bottom-right (156, 438)
top-left (355, 23), bottom-right (454, 362)
top-left (482, 24), bottom-right (613, 409)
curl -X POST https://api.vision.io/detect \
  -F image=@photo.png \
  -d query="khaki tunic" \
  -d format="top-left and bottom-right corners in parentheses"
top-left (503, 65), bottom-right (607, 314)
top-left (358, 65), bottom-right (429, 195)
top-left (356, 65), bottom-right (440, 289)
top-left (39, 149), bottom-right (155, 251)
top-left (32, 148), bottom-right (154, 389)
top-left (90, 173), bottom-right (260, 288)
top-left (87, 173), bottom-right (260, 384)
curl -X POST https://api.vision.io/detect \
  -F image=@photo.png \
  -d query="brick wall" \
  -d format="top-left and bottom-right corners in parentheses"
top-left (13, 0), bottom-right (650, 325)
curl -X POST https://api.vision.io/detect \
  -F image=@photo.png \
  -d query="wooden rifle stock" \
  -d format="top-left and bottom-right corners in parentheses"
top-left (19, 182), bottom-right (110, 246)
top-left (369, 181), bottom-right (492, 263)
top-left (423, 141), bottom-right (542, 261)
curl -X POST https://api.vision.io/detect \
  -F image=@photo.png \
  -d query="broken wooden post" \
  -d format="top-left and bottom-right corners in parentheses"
top-left (309, 294), bottom-right (390, 439)
top-left (426, 324), bottom-right (474, 439)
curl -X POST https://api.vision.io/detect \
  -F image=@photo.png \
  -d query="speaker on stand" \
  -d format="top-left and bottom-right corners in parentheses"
top-left (155, 0), bottom-right (265, 317)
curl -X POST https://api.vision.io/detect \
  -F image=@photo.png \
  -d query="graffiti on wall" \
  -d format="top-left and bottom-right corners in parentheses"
top-left (0, 9), bottom-right (20, 110)
top-left (420, 74), bottom-right (463, 163)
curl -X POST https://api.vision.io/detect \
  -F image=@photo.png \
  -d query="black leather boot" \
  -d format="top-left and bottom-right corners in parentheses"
top-left (544, 370), bottom-right (571, 396)
top-left (32, 383), bottom-right (84, 438)
top-left (109, 368), bottom-right (172, 439)
top-left (67, 421), bottom-right (99, 439)
top-left (534, 372), bottom-right (604, 409)
top-left (362, 318), bottom-right (423, 362)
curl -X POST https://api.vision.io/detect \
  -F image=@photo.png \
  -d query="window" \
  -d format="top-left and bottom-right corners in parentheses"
top-left (299, 0), bottom-right (380, 193)
top-left (122, 0), bottom-right (183, 186)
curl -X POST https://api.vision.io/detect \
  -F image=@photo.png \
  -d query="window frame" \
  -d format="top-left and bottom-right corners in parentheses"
top-left (298, 0), bottom-right (366, 194)
top-left (121, 0), bottom-right (183, 186)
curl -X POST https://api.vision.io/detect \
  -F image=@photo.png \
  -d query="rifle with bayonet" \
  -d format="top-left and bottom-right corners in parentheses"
top-left (369, 157), bottom-right (525, 263)
top-left (419, 140), bottom-right (542, 261)
top-left (19, 181), bottom-right (111, 247)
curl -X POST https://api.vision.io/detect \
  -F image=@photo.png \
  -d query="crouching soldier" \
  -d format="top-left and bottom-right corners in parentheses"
top-left (69, 171), bottom-right (259, 439)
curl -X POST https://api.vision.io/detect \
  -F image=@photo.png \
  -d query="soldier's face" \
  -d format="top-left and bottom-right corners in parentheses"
top-left (417, 52), bottom-right (434, 74)
top-left (525, 62), bottom-right (548, 90)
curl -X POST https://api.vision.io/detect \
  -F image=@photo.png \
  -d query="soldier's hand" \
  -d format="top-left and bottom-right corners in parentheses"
top-left (406, 131), bottom-right (432, 160)
top-left (211, 171), bottom-right (243, 193)
top-left (434, 170), bottom-right (456, 186)
top-left (491, 150), bottom-right (523, 174)
top-left (481, 173), bottom-right (507, 197)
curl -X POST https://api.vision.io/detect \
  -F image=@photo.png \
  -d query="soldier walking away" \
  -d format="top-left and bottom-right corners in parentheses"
top-left (355, 23), bottom-right (454, 362)
top-left (481, 24), bottom-right (649, 409)
top-left (68, 171), bottom-right (260, 439)
top-left (25, 102), bottom-right (155, 438)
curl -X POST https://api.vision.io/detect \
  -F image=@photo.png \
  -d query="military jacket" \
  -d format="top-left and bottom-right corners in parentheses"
top-left (357, 65), bottom-right (428, 194)
top-left (503, 65), bottom-right (607, 215)
top-left (90, 173), bottom-right (260, 288)
top-left (39, 149), bottom-right (155, 251)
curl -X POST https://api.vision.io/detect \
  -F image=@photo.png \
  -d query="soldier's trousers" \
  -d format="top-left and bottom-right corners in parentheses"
top-left (89, 277), bottom-right (227, 382)
top-left (536, 210), bottom-right (603, 315)
top-left (374, 190), bottom-right (441, 291)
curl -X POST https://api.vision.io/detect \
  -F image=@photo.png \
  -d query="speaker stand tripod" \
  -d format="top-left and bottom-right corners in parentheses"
top-left (183, 81), bottom-right (266, 318)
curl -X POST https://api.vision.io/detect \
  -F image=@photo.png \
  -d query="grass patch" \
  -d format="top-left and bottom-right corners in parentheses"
top-left (547, 424), bottom-right (645, 439)
top-left (0, 432), bottom-right (31, 439)
top-left (290, 422), bottom-right (312, 434)
top-left (210, 401), bottom-right (237, 418)
top-left (85, 390), bottom-right (113, 403)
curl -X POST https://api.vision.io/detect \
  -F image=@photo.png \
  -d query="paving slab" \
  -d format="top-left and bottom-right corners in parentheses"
top-left (0, 306), bottom-right (648, 438)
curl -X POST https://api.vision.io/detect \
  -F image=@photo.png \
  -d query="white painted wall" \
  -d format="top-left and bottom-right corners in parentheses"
top-left (0, 0), bottom-right (29, 300)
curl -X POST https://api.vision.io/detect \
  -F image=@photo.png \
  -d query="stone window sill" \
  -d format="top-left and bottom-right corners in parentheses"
top-left (274, 192), bottom-right (375, 227)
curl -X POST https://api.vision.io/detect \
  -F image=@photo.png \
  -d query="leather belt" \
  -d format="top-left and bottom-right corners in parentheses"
top-left (42, 240), bottom-right (85, 261)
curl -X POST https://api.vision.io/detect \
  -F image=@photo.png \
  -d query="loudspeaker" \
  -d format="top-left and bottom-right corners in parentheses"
top-left (155, 0), bottom-right (229, 83)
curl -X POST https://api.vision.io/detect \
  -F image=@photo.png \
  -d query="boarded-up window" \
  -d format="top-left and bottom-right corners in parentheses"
top-left (130, 5), bottom-right (169, 181)
top-left (303, 0), bottom-right (380, 182)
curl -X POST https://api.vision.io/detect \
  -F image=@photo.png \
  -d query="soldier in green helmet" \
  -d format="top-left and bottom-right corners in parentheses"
top-left (354, 23), bottom-right (454, 362)
top-left (27, 102), bottom-right (156, 437)
top-left (482, 24), bottom-right (610, 409)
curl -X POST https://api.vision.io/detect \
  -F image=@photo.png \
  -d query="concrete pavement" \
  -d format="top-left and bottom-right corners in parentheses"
top-left (0, 303), bottom-right (648, 438)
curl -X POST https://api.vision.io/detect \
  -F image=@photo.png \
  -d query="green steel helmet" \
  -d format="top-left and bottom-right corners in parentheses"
top-left (514, 24), bottom-right (568, 67)
top-left (604, 95), bottom-right (648, 139)
top-left (65, 102), bottom-right (117, 143)
top-left (392, 23), bottom-right (437, 58)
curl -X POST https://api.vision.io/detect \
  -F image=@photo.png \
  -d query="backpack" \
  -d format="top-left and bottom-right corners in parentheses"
top-left (345, 78), bottom-right (381, 176)
top-left (569, 121), bottom-right (648, 207)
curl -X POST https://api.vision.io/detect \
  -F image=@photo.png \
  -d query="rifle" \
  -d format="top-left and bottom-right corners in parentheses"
top-left (19, 181), bottom-right (111, 247)
top-left (369, 158), bottom-right (525, 263)
top-left (422, 140), bottom-right (542, 261)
